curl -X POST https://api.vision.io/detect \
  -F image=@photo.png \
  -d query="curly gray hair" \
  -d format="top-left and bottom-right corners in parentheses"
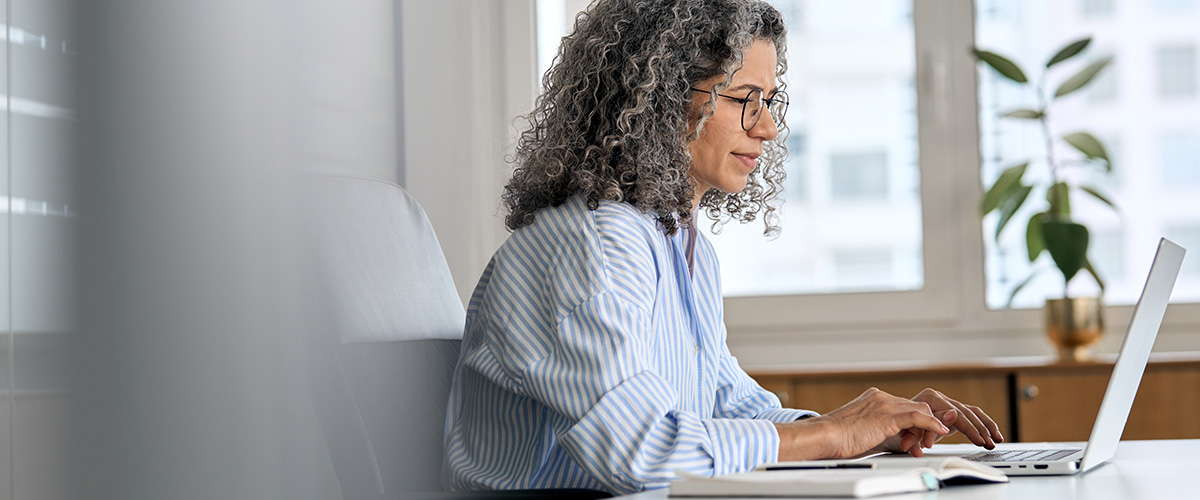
top-left (503, 0), bottom-right (788, 236)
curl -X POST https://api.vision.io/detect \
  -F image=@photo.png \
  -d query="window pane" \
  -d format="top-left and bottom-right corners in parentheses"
top-left (708, 0), bottom-right (923, 297)
top-left (976, 0), bottom-right (1200, 308)
top-left (1154, 0), bottom-right (1198, 13)
top-left (1161, 130), bottom-right (1200, 185)
top-left (1083, 0), bottom-right (1115, 17)
top-left (830, 151), bottom-right (889, 201)
top-left (1157, 44), bottom-right (1198, 98)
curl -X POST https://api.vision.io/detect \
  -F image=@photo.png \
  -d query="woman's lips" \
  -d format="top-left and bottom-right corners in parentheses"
top-left (732, 153), bottom-right (758, 170)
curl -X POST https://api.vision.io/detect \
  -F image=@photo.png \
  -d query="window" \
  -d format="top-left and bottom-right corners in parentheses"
top-left (708, 0), bottom-right (925, 300)
top-left (1090, 229), bottom-right (1126, 284)
top-left (835, 149), bottom-right (892, 200)
top-left (1083, 0), bottom-right (1115, 17)
top-left (1087, 56), bottom-right (1118, 103)
top-left (1155, 0), bottom-right (1197, 13)
top-left (785, 132), bottom-right (808, 202)
top-left (978, 0), bottom-right (1200, 308)
top-left (1157, 44), bottom-right (1198, 98)
top-left (830, 151), bottom-right (889, 201)
top-left (1166, 225), bottom-right (1200, 277)
top-left (832, 248), bottom-right (894, 288)
top-left (1161, 130), bottom-right (1200, 186)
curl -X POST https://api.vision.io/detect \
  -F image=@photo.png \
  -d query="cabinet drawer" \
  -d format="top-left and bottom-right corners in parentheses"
top-left (785, 374), bottom-right (1011, 445)
top-left (1016, 364), bottom-right (1200, 441)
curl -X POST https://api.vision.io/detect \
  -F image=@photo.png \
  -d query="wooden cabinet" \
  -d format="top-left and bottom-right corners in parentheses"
top-left (1015, 361), bottom-right (1200, 441)
top-left (751, 353), bottom-right (1200, 443)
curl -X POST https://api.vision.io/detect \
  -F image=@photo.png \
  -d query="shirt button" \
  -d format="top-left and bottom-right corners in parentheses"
top-left (693, 344), bottom-right (700, 355)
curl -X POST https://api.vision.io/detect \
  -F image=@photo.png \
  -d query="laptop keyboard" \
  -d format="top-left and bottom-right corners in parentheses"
top-left (964, 449), bottom-right (1081, 462)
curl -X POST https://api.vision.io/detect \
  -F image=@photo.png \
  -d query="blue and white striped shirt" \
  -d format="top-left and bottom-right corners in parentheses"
top-left (443, 196), bottom-right (815, 495)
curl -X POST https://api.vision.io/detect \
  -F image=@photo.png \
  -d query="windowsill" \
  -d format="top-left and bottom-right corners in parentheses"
top-left (744, 350), bottom-right (1200, 377)
top-left (728, 322), bottom-right (1200, 371)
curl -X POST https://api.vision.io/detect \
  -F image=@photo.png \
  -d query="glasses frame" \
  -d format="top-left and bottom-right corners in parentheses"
top-left (690, 87), bottom-right (789, 131)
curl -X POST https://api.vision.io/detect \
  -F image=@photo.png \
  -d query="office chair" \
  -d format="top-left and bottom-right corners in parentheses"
top-left (307, 174), bottom-right (610, 500)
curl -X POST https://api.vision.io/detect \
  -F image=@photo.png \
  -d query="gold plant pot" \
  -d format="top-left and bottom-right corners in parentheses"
top-left (1044, 297), bottom-right (1104, 362)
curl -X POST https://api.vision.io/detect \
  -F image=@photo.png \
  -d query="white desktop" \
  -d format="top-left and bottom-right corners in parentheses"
top-left (612, 439), bottom-right (1200, 499)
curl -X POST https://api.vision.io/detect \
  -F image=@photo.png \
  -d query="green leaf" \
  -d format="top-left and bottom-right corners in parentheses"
top-left (1006, 272), bottom-right (1039, 308)
top-left (1084, 258), bottom-right (1106, 294)
top-left (1026, 212), bottom-right (1047, 262)
top-left (995, 185), bottom-right (1033, 240)
top-left (973, 49), bottom-right (1029, 83)
top-left (1046, 182), bottom-right (1071, 217)
top-left (1046, 38), bottom-right (1092, 68)
top-left (1062, 132), bottom-right (1110, 164)
top-left (1001, 108), bottom-right (1044, 120)
top-left (1053, 56), bottom-right (1113, 98)
top-left (1042, 219), bottom-right (1089, 283)
top-left (1080, 185), bottom-right (1117, 210)
top-left (980, 162), bottom-right (1029, 215)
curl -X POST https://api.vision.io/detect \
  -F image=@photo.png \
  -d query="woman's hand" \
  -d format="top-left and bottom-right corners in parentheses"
top-left (877, 388), bottom-right (1004, 456)
top-left (774, 387), bottom-right (952, 461)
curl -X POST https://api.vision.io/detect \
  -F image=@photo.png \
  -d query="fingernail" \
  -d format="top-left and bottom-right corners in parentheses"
top-left (942, 410), bottom-right (956, 423)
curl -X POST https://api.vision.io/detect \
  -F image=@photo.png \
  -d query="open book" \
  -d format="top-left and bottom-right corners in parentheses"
top-left (669, 457), bottom-right (1007, 498)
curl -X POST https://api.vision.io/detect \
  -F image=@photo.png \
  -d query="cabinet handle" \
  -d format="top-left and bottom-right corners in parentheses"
top-left (1022, 385), bottom-right (1040, 400)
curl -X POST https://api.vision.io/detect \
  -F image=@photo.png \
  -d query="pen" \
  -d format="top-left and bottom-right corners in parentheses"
top-left (762, 463), bottom-right (877, 471)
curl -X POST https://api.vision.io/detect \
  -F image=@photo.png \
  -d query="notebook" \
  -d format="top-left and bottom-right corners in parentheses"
top-left (672, 456), bottom-right (1006, 497)
top-left (929, 237), bottom-right (1185, 475)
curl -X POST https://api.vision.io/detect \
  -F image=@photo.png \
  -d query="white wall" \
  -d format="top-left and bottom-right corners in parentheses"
top-left (399, 0), bottom-right (537, 304)
top-left (295, 1), bottom-right (402, 184)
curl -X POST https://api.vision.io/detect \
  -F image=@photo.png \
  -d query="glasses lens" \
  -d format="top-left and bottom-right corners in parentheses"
top-left (742, 90), bottom-right (763, 130)
top-left (768, 91), bottom-right (788, 128)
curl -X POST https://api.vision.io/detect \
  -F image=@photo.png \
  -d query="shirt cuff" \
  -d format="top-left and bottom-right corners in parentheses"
top-left (701, 418), bottom-right (780, 476)
top-left (756, 407), bottom-right (819, 424)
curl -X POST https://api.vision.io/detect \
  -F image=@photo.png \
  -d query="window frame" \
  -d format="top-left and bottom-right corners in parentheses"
top-left (722, 0), bottom-right (971, 333)
top-left (721, 0), bottom-right (1200, 352)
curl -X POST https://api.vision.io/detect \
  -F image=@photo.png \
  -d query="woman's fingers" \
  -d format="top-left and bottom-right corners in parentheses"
top-left (915, 389), bottom-right (1001, 449)
top-left (944, 398), bottom-right (993, 448)
top-left (899, 429), bottom-right (919, 456)
top-left (826, 388), bottom-right (960, 458)
top-left (923, 410), bottom-right (955, 449)
top-left (897, 406), bottom-right (950, 440)
top-left (969, 405), bottom-right (1004, 443)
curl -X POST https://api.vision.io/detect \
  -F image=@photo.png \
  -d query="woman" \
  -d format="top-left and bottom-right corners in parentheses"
top-left (443, 0), bottom-right (1002, 494)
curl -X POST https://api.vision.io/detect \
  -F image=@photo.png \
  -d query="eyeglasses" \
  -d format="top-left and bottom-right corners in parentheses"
top-left (690, 87), bottom-right (789, 131)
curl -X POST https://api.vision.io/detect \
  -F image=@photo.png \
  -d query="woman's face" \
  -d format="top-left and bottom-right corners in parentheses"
top-left (687, 40), bottom-right (780, 209)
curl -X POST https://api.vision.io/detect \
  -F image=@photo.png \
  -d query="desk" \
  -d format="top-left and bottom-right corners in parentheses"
top-left (609, 439), bottom-right (1200, 499)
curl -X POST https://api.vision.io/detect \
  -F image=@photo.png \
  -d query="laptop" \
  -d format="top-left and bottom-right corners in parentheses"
top-left (954, 237), bottom-right (1186, 475)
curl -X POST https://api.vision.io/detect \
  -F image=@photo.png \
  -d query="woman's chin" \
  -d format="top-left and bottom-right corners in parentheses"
top-left (722, 178), bottom-right (751, 194)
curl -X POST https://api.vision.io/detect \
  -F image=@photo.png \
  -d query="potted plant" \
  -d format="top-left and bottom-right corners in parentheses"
top-left (973, 37), bottom-right (1116, 361)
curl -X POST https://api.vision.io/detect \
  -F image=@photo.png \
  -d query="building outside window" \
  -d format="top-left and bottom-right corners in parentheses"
top-left (830, 151), bottom-right (890, 202)
top-left (1157, 43), bottom-right (1198, 98)
top-left (1161, 130), bottom-right (1200, 186)
top-left (1082, 0), bottom-right (1115, 17)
